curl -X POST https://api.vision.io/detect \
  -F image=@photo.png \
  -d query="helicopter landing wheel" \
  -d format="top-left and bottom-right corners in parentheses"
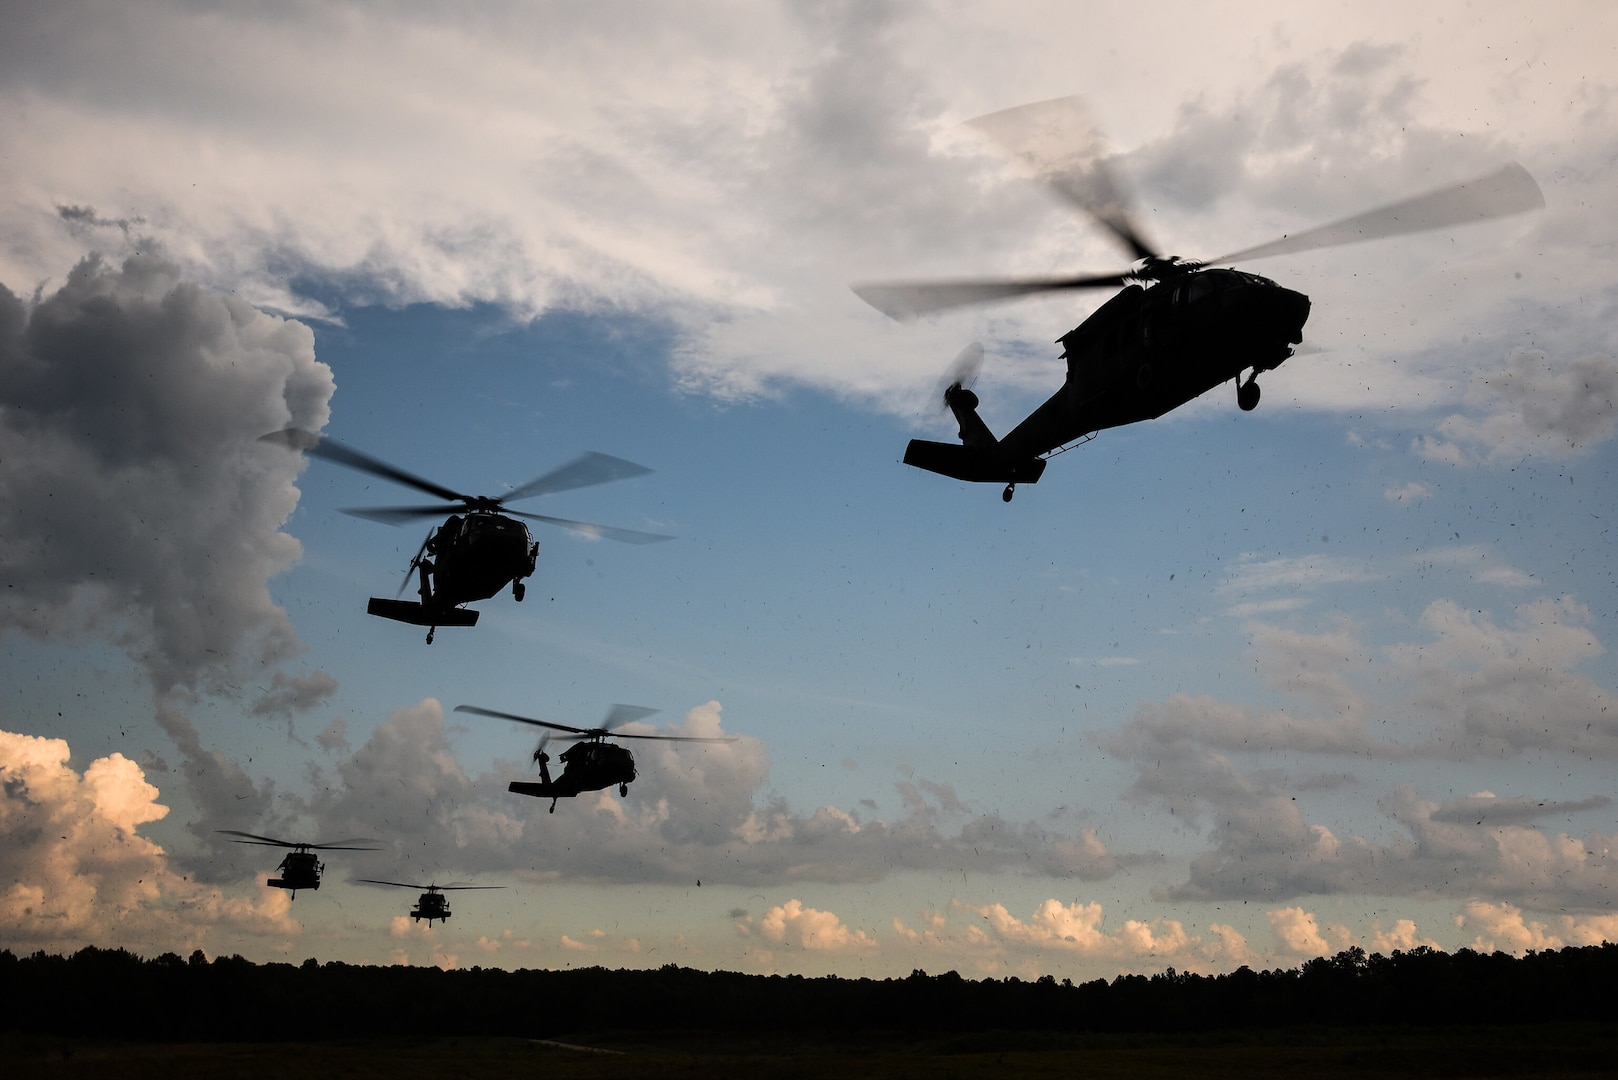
top-left (513, 582), bottom-right (526, 602)
top-left (1002, 484), bottom-right (1015, 503)
top-left (425, 627), bottom-right (436, 645)
top-left (1237, 377), bottom-right (1261, 412)
top-left (619, 783), bottom-right (629, 797)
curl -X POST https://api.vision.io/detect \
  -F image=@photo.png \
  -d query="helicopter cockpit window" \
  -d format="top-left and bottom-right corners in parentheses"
top-left (1187, 274), bottom-right (1218, 303)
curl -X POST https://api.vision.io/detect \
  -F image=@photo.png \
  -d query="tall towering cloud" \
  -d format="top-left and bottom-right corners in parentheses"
top-left (0, 251), bottom-right (334, 695)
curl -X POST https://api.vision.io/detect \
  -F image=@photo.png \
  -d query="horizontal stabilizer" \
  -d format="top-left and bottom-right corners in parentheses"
top-left (508, 780), bottom-right (559, 798)
top-left (366, 598), bottom-right (479, 627)
top-left (903, 440), bottom-right (1048, 486)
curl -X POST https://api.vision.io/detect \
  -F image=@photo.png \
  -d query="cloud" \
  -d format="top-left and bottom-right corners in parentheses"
top-left (1218, 554), bottom-right (1384, 606)
top-left (251, 671), bottom-right (339, 717)
top-left (1384, 482), bottom-right (1431, 503)
top-left (1368, 918), bottom-right (1440, 955)
top-left (0, 252), bottom-right (333, 696)
top-left (1267, 907), bottom-right (1352, 957)
top-left (1417, 349), bottom-right (1618, 464)
top-left (754, 899), bottom-right (876, 952)
top-left (1458, 901), bottom-right (1618, 955)
top-left (2, 7), bottom-right (1602, 420)
top-left (1428, 793), bottom-right (1612, 827)
top-left (298, 698), bottom-right (1142, 888)
top-left (1103, 599), bottom-right (1618, 909)
top-left (961, 899), bottom-right (1255, 974)
top-left (0, 726), bottom-right (298, 953)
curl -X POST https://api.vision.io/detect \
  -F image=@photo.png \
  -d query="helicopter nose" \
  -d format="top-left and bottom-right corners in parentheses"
top-left (1275, 287), bottom-right (1311, 344)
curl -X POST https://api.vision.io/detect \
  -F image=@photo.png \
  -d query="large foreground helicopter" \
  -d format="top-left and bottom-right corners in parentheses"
top-left (853, 97), bottom-right (1545, 501)
top-left (454, 704), bottom-right (738, 813)
top-left (218, 831), bottom-right (380, 898)
top-left (262, 428), bottom-right (672, 642)
top-left (358, 879), bottom-right (504, 926)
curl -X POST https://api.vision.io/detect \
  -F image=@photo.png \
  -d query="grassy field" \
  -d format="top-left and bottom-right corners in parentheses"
top-left (4, 1025), bottom-right (1617, 1080)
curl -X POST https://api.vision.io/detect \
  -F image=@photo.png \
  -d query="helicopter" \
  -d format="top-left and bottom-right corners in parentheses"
top-left (358, 879), bottom-right (504, 926)
top-left (454, 703), bottom-right (739, 813)
top-left (853, 96), bottom-right (1545, 501)
top-left (261, 428), bottom-right (673, 642)
top-left (218, 831), bottom-right (381, 898)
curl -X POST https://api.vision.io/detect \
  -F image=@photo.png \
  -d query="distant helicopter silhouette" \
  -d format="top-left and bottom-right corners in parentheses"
top-left (261, 428), bottom-right (672, 642)
top-left (218, 831), bottom-right (380, 898)
top-left (455, 704), bottom-right (738, 813)
top-left (853, 97), bottom-right (1544, 501)
top-left (358, 879), bottom-right (503, 926)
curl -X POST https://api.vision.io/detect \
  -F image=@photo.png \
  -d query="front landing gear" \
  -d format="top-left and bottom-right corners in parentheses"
top-left (1002, 484), bottom-right (1015, 503)
top-left (1237, 375), bottom-right (1261, 412)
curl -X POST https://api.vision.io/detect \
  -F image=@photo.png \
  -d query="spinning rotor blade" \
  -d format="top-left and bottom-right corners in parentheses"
top-left (966, 95), bottom-right (1160, 263)
top-left (455, 704), bottom-right (591, 737)
top-left (360, 878), bottom-right (505, 891)
top-left (601, 704), bottom-right (660, 730)
top-left (853, 271), bottom-right (1132, 321)
top-left (935, 342), bottom-right (985, 409)
top-left (509, 511), bottom-right (675, 545)
top-left (603, 732), bottom-right (740, 744)
top-left (342, 504), bottom-right (467, 525)
top-left (260, 429), bottom-right (469, 504)
top-left (1209, 163), bottom-right (1544, 265)
top-left (217, 829), bottom-right (295, 847)
top-left (499, 452), bottom-right (654, 503)
top-left (218, 830), bottom-right (379, 850)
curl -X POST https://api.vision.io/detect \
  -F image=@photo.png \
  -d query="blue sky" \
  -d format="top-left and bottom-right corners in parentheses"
top-left (2, 1), bottom-right (1617, 978)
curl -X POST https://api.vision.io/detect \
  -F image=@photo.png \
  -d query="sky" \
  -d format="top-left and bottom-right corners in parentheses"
top-left (2, 0), bottom-right (1617, 981)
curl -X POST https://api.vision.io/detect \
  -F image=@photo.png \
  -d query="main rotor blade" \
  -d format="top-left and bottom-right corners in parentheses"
top-left (1209, 162), bottom-right (1544, 265)
top-left (853, 272), bottom-right (1132, 321)
top-left (510, 511), bottom-right (675, 545)
top-left (358, 879), bottom-right (420, 890)
top-left (500, 452), bottom-right (654, 503)
top-left (966, 95), bottom-right (1160, 263)
top-left (217, 829), bottom-right (293, 847)
top-left (592, 704), bottom-right (659, 731)
top-left (307, 838), bottom-right (382, 851)
top-left (439, 885), bottom-right (505, 890)
top-left (454, 704), bottom-right (591, 736)
top-left (608, 732), bottom-right (741, 743)
top-left (343, 504), bottom-right (465, 525)
top-left (260, 428), bottom-right (470, 504)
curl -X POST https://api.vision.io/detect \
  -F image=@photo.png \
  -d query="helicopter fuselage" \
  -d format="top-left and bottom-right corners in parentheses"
top-left (904, 268), bottom-right (1310, 492)
top-left (411, 890), bottom-right (451, 925)
top-left (509, 739), bottom-right (637, 802)
top-left (268, 850), bottom-right (323, 894)
top-left (427, 511), bottom-right (538, 608)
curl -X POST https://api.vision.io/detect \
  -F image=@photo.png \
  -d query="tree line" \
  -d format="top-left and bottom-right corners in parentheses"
top-left (3, 943), bottom-right (1615, 1040)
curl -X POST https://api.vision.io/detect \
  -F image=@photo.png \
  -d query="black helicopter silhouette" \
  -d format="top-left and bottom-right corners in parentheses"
top-left (218, 831), bottom-right (381, 898)
top-left (261, 428), bottom-right (672, 642)
top-left (358, 879), bottom-right (504, 926)
top-left (853, 96), bottom-right (1545, 501)
top-left (454, 704), bottom-right (738, 813)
